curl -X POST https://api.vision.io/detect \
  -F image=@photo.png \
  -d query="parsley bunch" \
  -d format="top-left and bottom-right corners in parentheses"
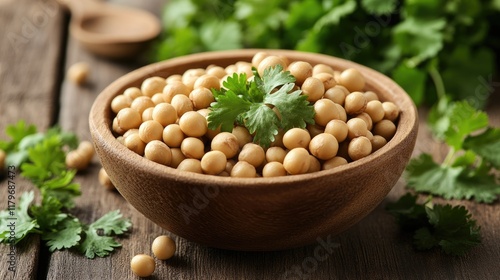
top-left (0, 121), bottom-right (131, 258)
top-left (207, 65), bottom-right (315, 147)
top-left (405, 100), bottom-right (500, 203)
top-left (386, 193), bottom-right (481, 256)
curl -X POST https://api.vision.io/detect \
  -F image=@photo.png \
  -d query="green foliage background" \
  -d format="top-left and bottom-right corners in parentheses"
top-left (152, 0), bottom-right (500, 107)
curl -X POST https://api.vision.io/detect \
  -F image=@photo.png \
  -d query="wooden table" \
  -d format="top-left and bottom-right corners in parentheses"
top-left (1, 1), bottom-right (499, 279)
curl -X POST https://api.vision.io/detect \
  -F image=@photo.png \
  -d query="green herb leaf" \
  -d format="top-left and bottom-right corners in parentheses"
top-left (444, 101), bottom-right (489, 150)
top-left (264, 84), bottom-right (314, 131)
top-left (0, 191), bottom-right (41, 244)
top-left (39, 170), bottom-right (81, 209)
top-left (21, 136), bottom-right (67, 183)
top-left (427, 97), bottom-right (453, 140)
top-left (406, 154), bottom-right (500, 203)
top-left (79, 210), bottom-right (131, 259)
top-left (257, 64), bottom-right (296, 95)
top-left (30, 196), bottom-right (68, 230)
top-left (424, 204), bottom-right (481, 256)
top-left (221, 72), bottom-right (250, 97)
top-left (387, 194), bottom-right (481, 256)
top-left (43, 218), bottom-right (82, 252)
top-left (89, 210), bottom-right (132, 236)
top-left (79, 230), bottom-right (122, 259)
top-left (243, 104), bottom-right (280, 147)
top-left (0, 122), bottom-right (131, 259)
top-left (207, 90), bottom-right (252, 132)
top-left (0, 120), bottom-right (37, 152)
top-left (463, 128), bottom-right (500, 168)
top-left (393, 18), bottom-right (446, 67)
top-left (208, 65), bottom-right (315, 147)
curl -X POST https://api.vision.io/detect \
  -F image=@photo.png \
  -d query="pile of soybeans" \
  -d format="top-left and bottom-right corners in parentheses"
top-left (110, 52), bottom-right (399, 178)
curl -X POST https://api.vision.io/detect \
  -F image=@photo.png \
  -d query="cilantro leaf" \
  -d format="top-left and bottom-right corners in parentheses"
top-left (0, 120), bottom-right (37, 152)
top-left (78, 210), bottom-right (131, 259)
top-left (43, 218), bottom-right (82, 252)
top-left (21, 136), bottom-right (67, 183)
top-left (243, 104), bottom-right (280, 148)
top-left (221, 72), bottom-right (249, 97)
top-left (393, 18), bottom-right (446, 67)
top-left (257, 64), bottom-right (296, 95)
top-left (0, 122), bottom-right (132, 259)
top-left (0, 121), bottom-right (38, 167)
top-left (45, 126), bottom-right (79, 150)
top-left (387, 194), bottom-right (481, 256)
top-left (79, 230), bottom-right (122, 259)
top-left (208, 65), bottom-right (315, 147)
top-left (264, 84), bottom-right (315, 131)
top-left (89, 210), bottom-right (132, 236)
top-left (30, 196), bottom-right (68, 230)
top-left (208, 90), bottom-right (252, 132)
top-left (0, 191), bottom-right (41, 244)
top-left (463, 128), bottom-right (500, 169)
top-left (427, 97), bottom-right (453, 140)
top-left (424, 205), bottom-right (481, 256)
top-left (444, 101), bottom-right (489, 150)
top-left (39, 170), bottom-right (81, 209)
top-left (416, 99), bottom-right (500, 203)
top-left (406, 154), bottom-right (500, 203)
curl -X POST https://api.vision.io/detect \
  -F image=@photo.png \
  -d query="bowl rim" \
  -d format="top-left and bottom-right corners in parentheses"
top-left (89, 49), bottom-right (418, 189)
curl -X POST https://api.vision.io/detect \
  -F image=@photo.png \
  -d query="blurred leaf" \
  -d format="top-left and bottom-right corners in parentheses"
top-left (200, 20), bottom-right (243, 51)
top-left (392, 62), bottom-right (427, 106)
top-left (361, 0), bottom-right (397, 15)
top-left (393, 17), bottom-right (446, 67)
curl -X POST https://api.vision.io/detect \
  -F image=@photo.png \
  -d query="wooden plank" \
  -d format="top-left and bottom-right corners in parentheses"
top-left (0, 0), bottom-right (65, 279)
top-left (45, 1), bottom-right (169, 279)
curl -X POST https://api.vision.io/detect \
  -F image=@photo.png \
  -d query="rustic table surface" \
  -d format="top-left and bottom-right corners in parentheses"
top-left (1, 1), bottom-right (499, 279)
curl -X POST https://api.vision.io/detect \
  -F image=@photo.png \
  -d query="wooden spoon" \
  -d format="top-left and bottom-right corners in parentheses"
top-left (58, 0), bottom-right (161, 59)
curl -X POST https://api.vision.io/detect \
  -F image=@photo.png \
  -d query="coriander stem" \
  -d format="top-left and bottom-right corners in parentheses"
top-left (428, 65), bottom-right (446, 101)
top-left (442, 147), bottom-right (456, 167)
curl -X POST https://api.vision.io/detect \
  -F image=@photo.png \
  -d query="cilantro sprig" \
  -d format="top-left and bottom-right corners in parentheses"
top-left (386, 193), bottom-right (481, 256)
top-left (207, 65), bottom-right (315, 147)
top-left (405, 99), bottom-right (500, 203)
top-left (0, 121), bottom-right (131, 258)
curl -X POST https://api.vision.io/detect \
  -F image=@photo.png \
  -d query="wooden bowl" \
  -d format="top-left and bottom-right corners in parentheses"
top-left (89, 49), bottom-right (418, 251)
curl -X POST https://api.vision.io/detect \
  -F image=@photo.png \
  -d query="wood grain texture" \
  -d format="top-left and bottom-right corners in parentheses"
top-left (46, 1), bottom-right (168, 279)
top-left (0, 0), bottom-right (64, 279)
top-left (0, 0), bottom-right (64, 136)
top-left (1, 0), bottom-right (499, 279)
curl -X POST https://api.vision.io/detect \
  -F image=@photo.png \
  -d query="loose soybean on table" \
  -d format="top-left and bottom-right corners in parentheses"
top-left (1, 1), bottom-right (499, 279)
